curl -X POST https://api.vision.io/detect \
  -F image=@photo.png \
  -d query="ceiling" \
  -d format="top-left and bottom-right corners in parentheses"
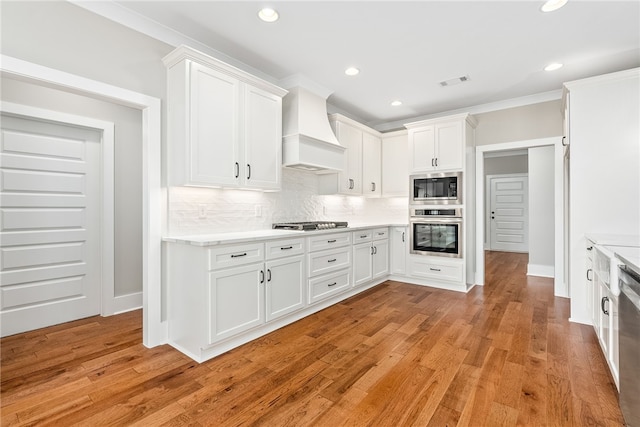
top-left (109, 1), bottom-right (639, 129)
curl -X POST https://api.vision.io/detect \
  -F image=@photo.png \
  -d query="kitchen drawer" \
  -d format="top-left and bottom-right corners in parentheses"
top-left (308, 247), bottom-right (351, 277)
top-left (371, 227), bottom-right (389, 240)
top-left (352, 230), bottom-right (373, 243)
top-left (308, 269), bottom-right (351, 304)
top-left (265, 238), bottom-right (305, 260)
top-left (307, 232), bottom-right (351, 252)
top-left (409, 258), bottom-right (463, 283)
top-left (208, 242), bottom-right (264, 270)
top-left (372, 227), bottom-right (389, 240)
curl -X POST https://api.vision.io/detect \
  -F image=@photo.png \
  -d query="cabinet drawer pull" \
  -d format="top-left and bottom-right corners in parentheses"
top-left (260, 270), bottom-right (265, 284)
top-left (373, 246), bottom-right (377, 254)
top-left (280, 246), bottom-right (293, 250)
top-left (431, 158), bottom-right (435, 167)
top-left (402, 232), bottom-right (405, 242)
top-left (587, 268), bottom-right (593, 281)
top-left (327, 239), bottom-right (337, 243)
top-left (267, 269), bottom-right (271, 282)
top-left (327, 258), bottom-right (337, 263)
top-left (435, 158), bottom-right (438, 167)
top-left (231, 253), bottom-right (247, 258)
top-left (587, 246), bottom-right (593, 251)
top-left (247, 164), bottom-right (251, 180)
top-left (234, 162), bottom-right (240, 178)
top-left (348, 178), bottom-right (354, 190)
top-left (328, 282), bottom-right (337, 287)
top-left (377, 232), bottom-right (385, 236)
top-left (601, 296), bottom-right (610, 315)
top-left (360, 235), bottom-right (368, 238)
top-left (371, 182), bottom-right (376, 192)
top-left (430, 267), bottom-right (441, 272)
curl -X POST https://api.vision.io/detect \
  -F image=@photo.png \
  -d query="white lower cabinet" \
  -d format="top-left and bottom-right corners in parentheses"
top-left (208, 263), bottom-right (264, 344)
top-left (265, 256), bottom-right (305, 322)
top-left (353, 242), bottom-right (373, 286)
top-left (390, 226), bottom-right (407, 275)
top-left (408, 256), bottom-right (464, 285)
top-left (307, 232), bottom-right (352, 303)
top-left (309, 269), bottom-right (351, 304)
top-left (352, 228), bottom-right (389, 288)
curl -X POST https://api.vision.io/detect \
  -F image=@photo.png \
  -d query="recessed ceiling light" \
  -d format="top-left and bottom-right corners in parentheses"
top-left (541, 0), bottom-right (568, 12)
top-left (344, 67), bottom-right (360, 76)
top-left (258, 8), bottom-right (279, 22)
top-left (544, 62), bottom-right (564, 71)
top-left (391, 100), bottom-right (402, 107)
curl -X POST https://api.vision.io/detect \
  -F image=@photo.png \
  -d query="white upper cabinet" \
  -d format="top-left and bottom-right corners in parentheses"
top-left (406, 114), bottom-right (476, 173)
top-left (335, 120), bottom-right (363, 195)
top-left (362, 132), bottom-right (381, 196)
top-left (318, 114), bottom-right (382, 197)
top-left (163, 46), bottom-right (287, 189)
top-left (381, 130), bottom-right (409, 197)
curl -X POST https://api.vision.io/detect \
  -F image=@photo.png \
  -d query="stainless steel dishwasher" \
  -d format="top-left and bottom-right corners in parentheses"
top-left (618, 264), bottom-right (640, 427)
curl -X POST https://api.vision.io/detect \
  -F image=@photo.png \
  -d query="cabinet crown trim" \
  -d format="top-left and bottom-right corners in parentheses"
top-left (163, 45), bottom-right (288, 97)
top-left (404, 112), bottom-right (477, 129)
top-left (328, 113), bottom-right (382, 137)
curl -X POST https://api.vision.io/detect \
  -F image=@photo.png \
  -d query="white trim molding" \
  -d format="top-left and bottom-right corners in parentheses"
top-left (527, 264), bottom-right (555, 278)
top-left (475, 137), bottom-right (567, 298)
top-left (0, 54), bottom-right (166, 347)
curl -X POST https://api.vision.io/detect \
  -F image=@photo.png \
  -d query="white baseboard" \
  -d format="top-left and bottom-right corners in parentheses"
top-left (527, 264), bottom-right (554, 278)
top-left (111, 291), bottom-right (143, 315)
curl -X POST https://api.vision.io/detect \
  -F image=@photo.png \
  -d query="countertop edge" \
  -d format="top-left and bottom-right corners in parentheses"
top-left (164, 223), bottom-right (409, 246)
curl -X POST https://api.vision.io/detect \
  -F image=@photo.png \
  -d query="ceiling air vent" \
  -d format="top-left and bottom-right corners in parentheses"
top-left (439, 75), bottom-right (470, 87)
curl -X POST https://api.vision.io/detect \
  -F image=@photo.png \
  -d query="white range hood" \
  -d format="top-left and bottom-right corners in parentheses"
top-left (280, 76), bottom-right (345, 171)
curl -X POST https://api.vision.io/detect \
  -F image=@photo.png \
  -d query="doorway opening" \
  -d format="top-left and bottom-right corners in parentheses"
top-left (475, 137), bottom-right (567, 297)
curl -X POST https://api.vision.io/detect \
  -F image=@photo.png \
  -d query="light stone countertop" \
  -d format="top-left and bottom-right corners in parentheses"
top-left (163, 223), bottom-right (409, 246)
top-left (585, 233), bottom-right (640, 247)
top-left (614, 246), bottom-right (640, 277)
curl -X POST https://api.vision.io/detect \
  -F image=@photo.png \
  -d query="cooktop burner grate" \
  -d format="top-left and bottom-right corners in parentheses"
top-left (272, 221), bottom-right (348, 231)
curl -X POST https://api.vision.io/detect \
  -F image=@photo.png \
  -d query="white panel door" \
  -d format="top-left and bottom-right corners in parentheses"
top-left (409, 126), bottom-right (435, 172)
top-left (0, 113), bottom-right (102, 337)
top-left (489, 175), bottom-right (529, 252)
top-left (362, 132), bottom-right (381, 196)
top-left (434, 121), bottom-right (463, 171)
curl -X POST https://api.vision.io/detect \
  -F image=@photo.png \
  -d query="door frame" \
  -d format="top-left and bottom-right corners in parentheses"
top-left (475, 136), bottom-right (567, 297)
top-left (485, 173), bottom-right (528, 251)
top-left (1, 101), bottom-right (116, 317)
top-left (0, 55), bottom-right (165, 347)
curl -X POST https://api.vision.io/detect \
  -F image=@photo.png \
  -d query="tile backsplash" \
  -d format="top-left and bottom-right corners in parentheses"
top-left (168, 168), bottom-right (408, 235)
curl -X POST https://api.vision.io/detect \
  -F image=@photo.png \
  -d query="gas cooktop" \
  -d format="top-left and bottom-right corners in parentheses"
top-left (272, 221), bottom-right (348, 231)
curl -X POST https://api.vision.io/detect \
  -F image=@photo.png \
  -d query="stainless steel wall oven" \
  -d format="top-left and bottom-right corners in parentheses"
top-left (410, 208), bottom-right (462, 257)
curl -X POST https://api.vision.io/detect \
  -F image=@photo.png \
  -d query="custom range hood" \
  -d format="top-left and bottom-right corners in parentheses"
top-left (280, 76), bottom-right (345, 171)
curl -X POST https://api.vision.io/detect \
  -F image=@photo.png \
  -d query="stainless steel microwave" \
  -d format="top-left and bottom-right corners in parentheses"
top-left (410, 171), bottom-right (462, 205)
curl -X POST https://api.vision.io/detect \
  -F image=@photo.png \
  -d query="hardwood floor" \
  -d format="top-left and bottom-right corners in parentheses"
top-left (1, 251), bottom-right (624, 426)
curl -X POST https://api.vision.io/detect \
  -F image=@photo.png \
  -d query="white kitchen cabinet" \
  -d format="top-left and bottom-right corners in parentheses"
top-left (163, 45), bottom-right (287, 189)
top-left (586, 241), bottom-right (595, 325)
top-left (381, 131), bottom-right (409, 197)
top-left (208, 263), bottom-right (264, 344)
top-left (372, 239), bottom-right (389, 279)
top-left (352, 228), bottom-right (389, 287)
top-left (265, 255), bottom-right (305, 322)
top-left (390, 226), bottom-right (408, 275)
top-left (362, 132), bottom-right (382, 196)
top-left (318, 114), bottom-right (383, 197)
top-left (353, 241), bottom-right (373, 286)
top-left (408, 256), bottom-right (464, 284)
top-left (406, 114), bottom-right (475, 173)
top-left (306, 231), bottom-right (352, 304)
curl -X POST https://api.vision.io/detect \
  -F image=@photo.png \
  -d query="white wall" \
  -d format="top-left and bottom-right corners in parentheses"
top-left (1, 77), bottom-right (143, 297)
top-left (528, 146), bottom-right (555, 277)
top-left (475, 100), bottom-right (563, 146)
top-left (568, 69), bottom-right (640, 324)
